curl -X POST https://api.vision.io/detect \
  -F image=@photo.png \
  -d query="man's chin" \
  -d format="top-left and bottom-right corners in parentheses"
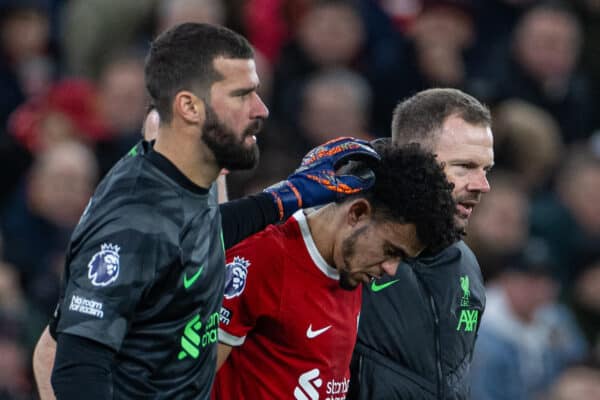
top-left (218, 145), bottom-right (259, 171)
top-left (339, 272), bottom-right (359, 291)
top-left (454, 215), bottom-right (469, 233)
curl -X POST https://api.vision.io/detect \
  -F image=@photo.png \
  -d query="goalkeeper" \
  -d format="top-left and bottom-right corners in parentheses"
top-left (32, 23), bottom-right (379, 400)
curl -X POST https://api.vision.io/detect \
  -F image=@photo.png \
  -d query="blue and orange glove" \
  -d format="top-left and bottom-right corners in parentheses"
top-left (265, 137), bottom-right (381, 221)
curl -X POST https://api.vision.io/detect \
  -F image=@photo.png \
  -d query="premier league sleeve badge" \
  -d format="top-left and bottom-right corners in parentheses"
top-left (224, 256), bottom-right (250, 299)
top-left (88, 243), bottom-right (121, 286)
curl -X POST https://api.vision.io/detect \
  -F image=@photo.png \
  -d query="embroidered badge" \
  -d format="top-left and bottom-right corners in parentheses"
top-left (456, 275), bottom-right (479, 332)
top-left (88, 243), bottom-right (121, 286)
top-left (224, 256), bottom-right (250, 299)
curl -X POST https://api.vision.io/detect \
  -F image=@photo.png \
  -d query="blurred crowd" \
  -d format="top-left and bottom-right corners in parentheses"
top-left (0, 0), bottom-right (599, 399)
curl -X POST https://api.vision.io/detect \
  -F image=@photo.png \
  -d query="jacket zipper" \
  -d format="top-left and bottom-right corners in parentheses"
top-left (414, 262), bottom-right (444, 399)
top-left (429, 294), bottom-right (444, 398)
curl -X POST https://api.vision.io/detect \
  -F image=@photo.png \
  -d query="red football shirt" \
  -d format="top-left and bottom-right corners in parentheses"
top-left (212, 211), bottom-right (362, 400)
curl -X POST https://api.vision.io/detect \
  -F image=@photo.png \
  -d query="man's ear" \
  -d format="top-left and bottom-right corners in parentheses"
top-left (173, 91), bottom-right (205, 124)
top-left (347, 198), bottom-right (372, 227)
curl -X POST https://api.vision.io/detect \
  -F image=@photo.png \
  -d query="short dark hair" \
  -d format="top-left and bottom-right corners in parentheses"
top-left (349, 140), bottom-right (460, 253)
top-left (391, 88), bottom-right (491, 151)
top-left (145, 23), bottom-right (254, 122)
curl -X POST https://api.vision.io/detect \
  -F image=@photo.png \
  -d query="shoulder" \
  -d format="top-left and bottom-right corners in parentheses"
top-left (226, 224), bottom-right (287, 266)
top-left (451, 241), bottom-right (480, 270)
top-left (224, 224), bottom-right (289, 290)
top-left (82, 158), bottom-right (187, 231)
top-left (418, 241), bottom-right (485, 299)
top-left (420, 241), bottom-right (481, 272)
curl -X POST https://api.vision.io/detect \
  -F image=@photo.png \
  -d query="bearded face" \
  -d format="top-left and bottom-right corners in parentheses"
top-left (201, 104), bottom-right (262, 170)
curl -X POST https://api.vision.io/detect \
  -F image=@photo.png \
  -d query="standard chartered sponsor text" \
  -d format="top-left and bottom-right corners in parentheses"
top-left (326, 377), bottom-right (349, 400)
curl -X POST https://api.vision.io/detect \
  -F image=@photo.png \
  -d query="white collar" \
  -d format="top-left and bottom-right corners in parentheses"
top-left (293, 210), bottom-right (339, 280)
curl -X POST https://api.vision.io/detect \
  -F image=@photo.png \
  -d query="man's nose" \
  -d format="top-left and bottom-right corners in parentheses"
top-left (468, 172), bottom-right (491, 193)
top-left (381, 259), bottom-right (399, 276)
top-left (251, 93), bottom-right (269, 119)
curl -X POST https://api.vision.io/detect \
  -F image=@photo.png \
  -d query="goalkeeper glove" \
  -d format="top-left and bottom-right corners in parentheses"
top-left (265, 136), bottom-right (380, 221)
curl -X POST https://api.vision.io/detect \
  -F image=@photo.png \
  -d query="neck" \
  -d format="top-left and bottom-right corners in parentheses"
top-left (153, 123), bottom-right (220, 188)
top-left (306, 205), bottom-right (338, 267)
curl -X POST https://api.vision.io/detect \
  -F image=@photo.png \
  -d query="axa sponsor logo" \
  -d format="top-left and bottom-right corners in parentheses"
top-left (457, 309), bottom-right (479, 332)
top-left (293, 369), bottom-right (349, 400)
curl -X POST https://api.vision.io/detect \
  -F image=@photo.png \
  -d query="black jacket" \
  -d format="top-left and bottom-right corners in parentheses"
top-left (348, 241), bottom-right (485, 399)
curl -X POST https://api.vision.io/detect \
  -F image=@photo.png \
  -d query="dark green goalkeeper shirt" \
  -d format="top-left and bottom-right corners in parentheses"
top-left (55, 141), bottom-right (225, 399)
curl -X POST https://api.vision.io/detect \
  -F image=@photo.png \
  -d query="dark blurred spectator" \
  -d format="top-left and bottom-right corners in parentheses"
top-left (407, 1), bottom-right (475, 88)
top-left (0, 132), bottom-right (31, 209)
top-left (530, 144), bottom-right (600, 285)
top-left (361, 0), bottom-right (479, 136)
top-left (470, 0), bottom-right (538, 73)
top-left (8, 78), bottom-right (111, 153)
top-left (155, 0), bottom-right (225, 34)
top-left (270, 0), bottom-right (366, 126)
top-left (98, 53), bottom-right (146, 137)
top-left (466, 171), bottom-right (530, 280)
top-left (548, 362), bottom-right (600, 400)
top-left (475, 2), bottom-right (596, 143)
top-left (567, 252), bottom-right (600, 359)
top-left (492, 99), bottom-right (564, 193)
top-left (0, 261), bottom-right (26, 319)
top-left (470, 238), bottom-right (587, 400)
top-left (0, 234), bottom-right (34, 399)
top-left (0, 253), bottom-right (45, 365)
top-left (374, 0), bottom-right (423, 32)
top-left (0, 78), bottom-right (108, 205)
top-left (298, 68), bottom-right (373, 149)
top-left (243, 0), bottom-right (312, 63)
top-left (0, 0), bottom-right (53, 128)
top-left (573, 0), bottom-right (600, 122)
top-left (0, 326), bottom-right (31, 400)
top-left (1, 140), bottom-right (98, 316)
top-left (93, 51), bottom-right (147, 175)
top-left (61, 0), bottom-right (156, 78)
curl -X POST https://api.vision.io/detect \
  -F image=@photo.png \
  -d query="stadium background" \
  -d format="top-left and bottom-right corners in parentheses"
top-left (0, 0), bottom-right (598, 398)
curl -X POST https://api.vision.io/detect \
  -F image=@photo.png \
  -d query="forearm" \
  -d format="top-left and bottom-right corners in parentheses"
top-left (33, 326), bottom-right (57, 400)
top-left (219, 193), bottom-right (278, 249)
top-left (52, 334), bottom-right (115, 400)
top-left (216, 343), bottom-right (233, 371)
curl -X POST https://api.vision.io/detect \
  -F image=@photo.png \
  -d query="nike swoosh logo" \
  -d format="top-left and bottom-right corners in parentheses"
top-left (306, 324), bottom-right (332, 339)
top-left (371, 279), bottom-right (400, 292)
top-left (183, 265), bottom-right (204, 289)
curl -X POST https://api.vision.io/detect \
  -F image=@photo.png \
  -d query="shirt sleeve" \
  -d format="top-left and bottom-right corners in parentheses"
top-left (218, 229), bottom-right (283, 346)
top-left (52, 333), bottom-right (115, 400)
top-left (55, 218), bottom-right (166, 351)
top-left (219, 193), bottom-right (279, 250)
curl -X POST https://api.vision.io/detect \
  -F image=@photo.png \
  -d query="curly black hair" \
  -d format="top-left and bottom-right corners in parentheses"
top-left (346, 141), bottom-right (460, 253)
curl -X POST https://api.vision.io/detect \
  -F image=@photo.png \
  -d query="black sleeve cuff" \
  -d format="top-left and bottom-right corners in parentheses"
top-left (52, 333), bottom-right (115, 400)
